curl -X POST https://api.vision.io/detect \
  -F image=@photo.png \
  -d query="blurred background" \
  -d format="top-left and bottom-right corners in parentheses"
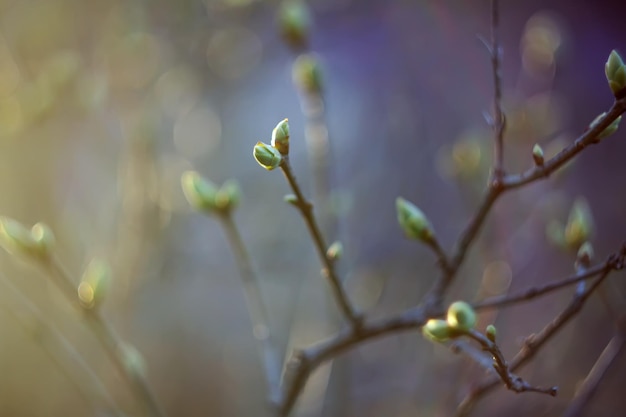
top-left (0, 0), bottom-right (625, 416)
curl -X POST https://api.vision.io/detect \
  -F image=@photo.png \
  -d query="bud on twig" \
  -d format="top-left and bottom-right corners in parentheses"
top-left (446, 301), bottom-right (477, 331)
top-left (326, 241), bottom-right (343, 261)
top-left (181, 171), bottom-right (219, 213)
top-left (253, 142), bottom-right (282, 170)
top-left (77, 258), bottom-right (111, 310)
top-left (214, 179), bottom-right (242, 213)
top-left (292, 54), bottom-right (323, 95)
top-left (396, 197), bottom-right (435, 244)
top-left (422, 319), bottom-right (453, 343)
top-left (588, 112), bottom-right (621, 141)
top-left (271, 118), bottom-right (290, 155)
top-left (486, 324), bottom-right (497, 342)
top-left (564, 197), bottom-right (593, 251)
top-left (532, 144), bottom-right (544, 166)
top-left (576, 241), bottom-right (594, 269)
top-left (278, 0), bottom-right (311, 50)
top-left (605, 50), bottom-right (626, 97)
top-left (0, 217), bottom-right (55, 261)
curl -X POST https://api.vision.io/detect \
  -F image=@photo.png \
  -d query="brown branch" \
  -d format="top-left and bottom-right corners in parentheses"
top-left (473, 261), bottom-right (609, 311)
top-left (218, 214), bottom-right (282, 404)
top-left (280, 156), bottom-right (362, 328)
top-left (561, 330), bottom-right (626, 417)
top-left (462, 328), bottom-right (557, 396)
top-left (276, 306), bottom-right (429, 416)
top-left (489, 0), bottom-right (505, 179)
top-left (455, 245), bottom-right (626, 416)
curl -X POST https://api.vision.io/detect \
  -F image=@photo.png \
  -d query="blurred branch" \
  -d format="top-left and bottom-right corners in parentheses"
top-left (279, 156), bottom-right (362, 328)
top-left (561, 328), bottom-right (626, 417)
top-left (0, 276), bottom-right (121, 416)
top-left (487, 0), bottom-right (505, 179)
top-left (44, 256), bottom-right (168, 417)
top-left (455, 245), bottom-right (626, 416)
top-left (218, 214), bottom-right (282, 404)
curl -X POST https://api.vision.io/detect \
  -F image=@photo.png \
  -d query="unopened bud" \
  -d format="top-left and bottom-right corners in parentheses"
top-left (326, 241), bottom-right (343, 261)
top-left (0, 217), bottom-right (54, 260)
top-left (589, 112), bottom-right (621, 141)
top-left (214, 179), bottom-right (241, 213)
top-left (605, 50), bottom-right (626, 97)
top-left (576, 241), bottom-right (594, 269)
top-left (446, 301), bottom-right (477, 331)
top-left (486, 324), bottom-right (497, 342)
top-left (278, 0), bottom-right (311, 50)
top-left (181, 171), bottom-right (219, 214)
top-left (422, 319), bottom-right (453, 343)
top-left (119, 342), bottom-right (146, 379)
top-left (292, 54), bottom-right (323, 95)
top-left (253, 141), bottom-right (282, 170)
top-left (396, 197), bottom-right (435, 243)
top-left (564, 197), bottom-right (593, 251)
top-left (283, 194), bottom-right (298, 206)
top-left (78, 258), bottom-right (111, 310)
top-left (532, 144), bottom-right (544, 166)
top-left (271, 118), bottom-right (290, 155)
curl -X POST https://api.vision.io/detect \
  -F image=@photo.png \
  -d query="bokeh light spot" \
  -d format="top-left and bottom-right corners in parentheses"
top-left (206, 27), bottom-right (262, 79)
top-left (482, 261), bottom-right (512, 296)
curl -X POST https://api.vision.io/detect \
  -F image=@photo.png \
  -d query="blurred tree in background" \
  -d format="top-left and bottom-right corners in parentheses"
top-left (0, 0), bottom-right (625, 416)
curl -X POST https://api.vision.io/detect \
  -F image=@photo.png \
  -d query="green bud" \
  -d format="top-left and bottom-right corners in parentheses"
top-left (532, 144), bottom-right (544, 166)
top-left (605, 50), bottom-right (626, 96)
top-left (283, 194), bottom-right (299, 206)
top-left (78, 258), bottom-right (111, 310)
top-left (214, 179), bottom-right (241, 213)
top-left (181, 171), bottom-right (219, 213)
top-left (119, 342), bottom-right (146, 379)
top-left (292, 54), bottom-right (323, 95)
top-left (31, 222), bottom-right (56, 254)
top-left (278, 0), bottom-right (311, 50)
top-left (326, 241), bottom-right (343, 261)
top-left (253, 141), bottom-right (282, 170)
top-left (576, 241), bottom-right (594, 268)
top-left (422, 319), bottom-right (453, 343)
top-left (564, 197), bottom-right (593, 251)
top-left (589, 112), bottom-right (621, 141)
top-left (486, 324), bottom-right (497, 342)
top-left (0, 217), bottom-right (54, 260)
top-left (446, 301), bottom-right (477, 331)
top-left (396, 197), bottom-right (434, 243)
top-left (271, 118), bottom-right (290, 155)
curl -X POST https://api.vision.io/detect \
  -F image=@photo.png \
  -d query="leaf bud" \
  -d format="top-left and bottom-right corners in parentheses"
top-left (181, 171), bottom-right (219, 213)
top-left (396, 197), bottom-right (435, 244)
top-left (77, 258), bottom-right (111, 310)
top-left (326, 241), bottom-right (343, 261)
top-left (278, 0), bottom-right (311, 50)
top-left (486, 324), bottom-right (497, 342)
top-left (214, 179), bottom-right (241, 213)
top-left (253, 141), bottom-right (282, 170)
top-left (446, 301), bottom-right (477, 331)
top-left (589, 112), bottom-right (622, 141)
top-left (292, 54), bottom-right (323, 95)
top-left (605, 50), bottom-right (626, 97)
top-left (564, 197), bottom-right (593, 251)
top-left (271, 118), bottom-right (290, 155)
top-left (0, 217), bottom-right (54, 261)
top-left (576, 241), bottom-right (594, 269)
top-left (422, 319), bottom-right (453, 343)
top-left (532, 144), bottom-right (544, 166)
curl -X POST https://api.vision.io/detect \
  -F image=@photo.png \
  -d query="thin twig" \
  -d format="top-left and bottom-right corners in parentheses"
top-left (277, 306), bottom-right (428, 415)
top-left (44, 256), bottom-right (168, 417)
top-left (456, 247), bottom-right (626, 416)
top-left (489, 0), bottom-right (505, 179)
top-left (218, 214), bottom-right (282, 404)
top-left (473, 262), bottom-right (609, 311)
top-left (0, 276), bottom-right (122, 416)
top-left (462, 328), bottom-right (557, 396)
top-left (279, 156), bottom-right (362, 328)
top-left (561, 330), bottom-right (626, 417)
